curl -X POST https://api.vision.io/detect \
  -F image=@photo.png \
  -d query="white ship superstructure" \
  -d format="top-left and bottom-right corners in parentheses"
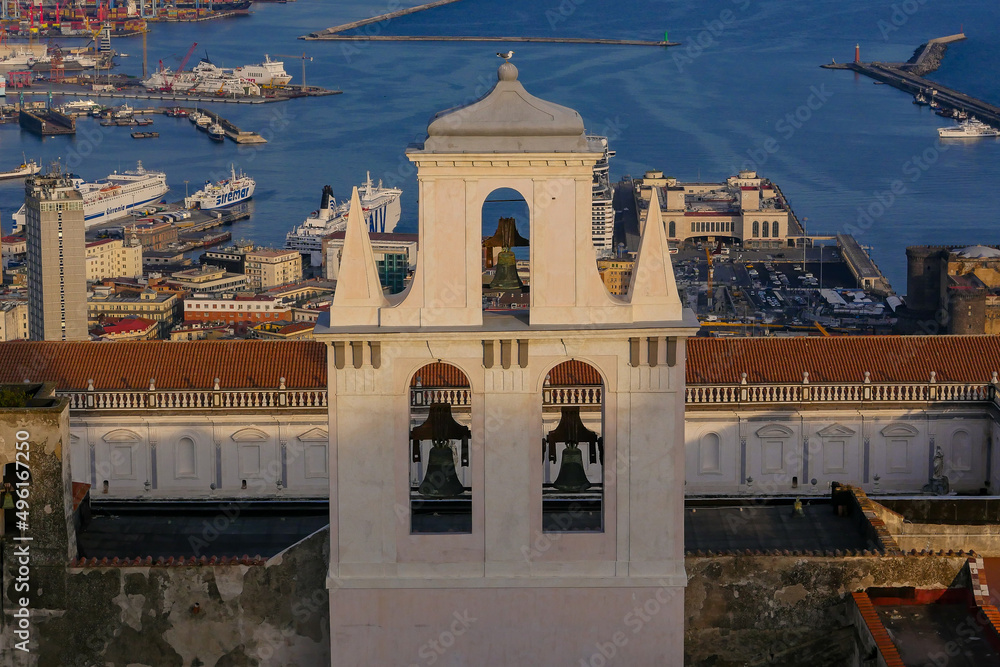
top-left (232, 55), bottom-right (292, 87)
top-left (285, 173), bottom-right (403, 266)
top-left (0, 74), bottom-right (5, 96)
top-left (184, 165), bottom-right (255, 210)
top-left (588, 135), bottom-right (616, 255)
top-left (11, 162), bottom-right (168, 232)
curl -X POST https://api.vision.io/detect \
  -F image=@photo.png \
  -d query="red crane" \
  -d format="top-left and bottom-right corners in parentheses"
top-left (164, 42), bottom-right (198, 92)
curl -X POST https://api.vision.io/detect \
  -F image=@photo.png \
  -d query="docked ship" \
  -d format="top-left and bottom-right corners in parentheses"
top-left (937, 118), bottom-right (1000, 138)
top-left (12, 161), bottom-right (168, 231)
top-left (284, 173), bottom-right (403, 266)
top-left (142, 57), bottom-right (287, 96)
top-left (184, 165), bottom-right (255, 210)
top-left (208, 123), bottom-right (226, 142)
top-left (0, 159), bottom-right (40, 181)
top-left (0, 73), bottom-right (5, 96)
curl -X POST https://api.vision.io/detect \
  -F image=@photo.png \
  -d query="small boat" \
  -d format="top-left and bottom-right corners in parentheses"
top-left (195, 115), bottom-right (211, 131)
top-left (130, 131), bottom-right (159, 139)
top-left (208, 122), bottom-right (225, 142)
top-left (913, 93), bottom-right (929, 105)
top-left (135, 117), bottom-right (153, 126)
top-left (0, 158), bottom-right (40, 180)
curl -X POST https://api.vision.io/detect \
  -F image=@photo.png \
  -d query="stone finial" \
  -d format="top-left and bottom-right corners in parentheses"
top-left (864, 371), bottom-right (871, 384)
top-left (87, 378), bottom-right (95, 391)
top-left (149, 378), bottom-right (156, 391)
top-left (214, 378), bottom-right (221, 391)
top-left (497, 61), bottom-right (518, 82)
top-left (279, 376), bottom-right (286, 390)
top-left (544, 373), bottom-right (551, 387)
top-left (930, 370), bottom-right (937, 383)
top-left (992, 371), bottom-right (998, 384)
top-left (802, 371), bottom-right (809, 385)
top-left (741, 372), bottom-right (748, 385)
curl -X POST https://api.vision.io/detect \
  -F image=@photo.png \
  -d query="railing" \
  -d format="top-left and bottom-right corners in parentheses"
top-left (686, 382), bottom-right (994, 406)
top-left (62, 389), bottom-right (328, 411)
top-left (543, 386), bottom-right (603, 406)
top-left (410, 388), bottom-right (471, 407)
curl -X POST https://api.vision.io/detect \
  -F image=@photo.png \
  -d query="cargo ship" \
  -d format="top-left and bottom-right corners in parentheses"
top-left (184, 165), bottom-right (255, 210)
top-left (11, 161), bottom-right (168, 231)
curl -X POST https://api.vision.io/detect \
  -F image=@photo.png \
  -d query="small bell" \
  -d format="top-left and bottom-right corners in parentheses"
top-left (545, 407), bottom-right (602, 494)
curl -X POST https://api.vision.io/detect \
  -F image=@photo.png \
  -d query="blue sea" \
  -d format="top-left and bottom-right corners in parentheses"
top-left (1, 0), bottom-right (998, 290)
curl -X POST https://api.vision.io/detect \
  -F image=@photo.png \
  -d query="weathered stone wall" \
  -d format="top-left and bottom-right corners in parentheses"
top-left (685, 555), bottom-right (968, 667)
top-left (2, 527), bottom-right (330, 667)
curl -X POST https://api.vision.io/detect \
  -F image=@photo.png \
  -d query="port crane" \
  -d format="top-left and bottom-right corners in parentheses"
top-left (160, 42), bottom-right (198, 92)
top-left (274, 53), bottom-right (312, 90)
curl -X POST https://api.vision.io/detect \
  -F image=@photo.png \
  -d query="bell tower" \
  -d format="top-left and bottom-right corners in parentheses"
top-left (319, 60), bottom-right (698, 666)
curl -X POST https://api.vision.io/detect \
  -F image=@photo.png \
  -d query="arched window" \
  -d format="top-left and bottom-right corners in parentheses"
top-left (409, 362), bottom-right (472, 534)
top-left (752, 221), bottom-right (759, 237)
top-left (772, 221), bottom-right (779, 238)
top-left (543, 360), bottom-right (605, 532)
top-left (668, 221), bottom-right (676, 238)
top-left (761, 221), bottom-right (769, 238)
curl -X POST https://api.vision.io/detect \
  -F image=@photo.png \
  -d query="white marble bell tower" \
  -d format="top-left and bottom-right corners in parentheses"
top-left (317, 60), bottom-right (698, 666)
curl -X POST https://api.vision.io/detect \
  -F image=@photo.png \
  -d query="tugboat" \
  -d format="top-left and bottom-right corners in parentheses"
top-left (0, 158), bottom-right (40, 181)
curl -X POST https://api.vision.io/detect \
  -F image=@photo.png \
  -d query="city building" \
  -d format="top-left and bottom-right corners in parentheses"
top-left (199, 241), bottom-right (256, 274)
top-left (85, 238), bottom-right (143, 282)
top-left (96, 317), bottom-right (159, 341)
top-left (1, 234), bottom-right (26, 272)
top-left (122, 220), bottom-right (178, 251)
top-left (87, 288), bottom-right (182, 337)
top-left (142, 249), bottom-right (189, 267)
top-left (250, 320), bottom-right (315, 340)
top-left (167, 265), bottom-right (247, 294)
top-left (635, 168), bottom-right (804, 249)
top-left (905, 245), bottom-right (1000, 334)
top-left (24, 170), bottom-right (89, 341)
top-left (324, 231), bottom-right (417, 295)
top-left (589, 134), bottom-right (615, 254)
top-left (183, 293), bottom-right (290, 325)
top-left (0, 300), bottom-right (28, 341)
top-left (264, 279), bottom-right (336, 305)
top-left (244, 248), bottom-right (302, 291)
top-left (597, 257), bottom-right (635, 296)
top-left (168, 322), bottom-right (235, 341)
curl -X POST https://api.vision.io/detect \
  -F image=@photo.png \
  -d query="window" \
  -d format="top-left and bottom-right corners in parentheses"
top-left (409, 363), bottom-right (472, 534)
top-left (668, 221), bottom-right (676, 237)
top-left (761, 221), bottom-right (769, 238)
top-left (772, 220), bottom-right (779, 238)
top-left (752, 221), bottom-right (759, 237)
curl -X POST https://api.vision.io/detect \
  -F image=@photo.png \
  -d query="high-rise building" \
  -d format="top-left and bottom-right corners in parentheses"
top-left (24, 171), bottom-right (88, 341)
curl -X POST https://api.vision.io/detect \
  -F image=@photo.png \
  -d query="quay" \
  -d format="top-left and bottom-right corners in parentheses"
top-left (18, 108), bottom-right (76, 136)
top-left (822, 34), bottom-right (1000, 129)
top-left (302, 35), bottom-right (676, 47)
top-left (16, 84), bottom-right (341, 104)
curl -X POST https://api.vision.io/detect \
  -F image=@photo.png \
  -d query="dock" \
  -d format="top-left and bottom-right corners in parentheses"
top-left (18, 108), bottom-right (76, 136)
top-left (193, 108), bottom-right (267, 144)
top-left (822, 34), bottom-right (1000, 129)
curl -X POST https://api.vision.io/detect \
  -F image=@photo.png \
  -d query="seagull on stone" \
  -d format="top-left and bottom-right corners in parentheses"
top-left (497, 51), bottom-right (514, 61)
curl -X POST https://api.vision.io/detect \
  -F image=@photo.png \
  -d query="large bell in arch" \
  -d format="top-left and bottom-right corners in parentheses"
top-left (411, 403), bottom-right (471, 498)
top-left (545, 406), bottom-right (603, 493)
top-left (490, 250), bottom-right (523, 290)
top-left (484, 216), bottom-right (528, 291)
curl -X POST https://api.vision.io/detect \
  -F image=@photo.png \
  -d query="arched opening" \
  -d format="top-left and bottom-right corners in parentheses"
top-left (752, 220), bottom-right (759, 237)
top-left (409, 362), bottom-right (472, 533)
top-left (668, 221), bottom-right (676, 238)
top-left (542, 360), bottom-right (604, 532)
top-left (772, 220), bottom-right (779, 238)
top-left (482, 187), bottom-right (530, 312)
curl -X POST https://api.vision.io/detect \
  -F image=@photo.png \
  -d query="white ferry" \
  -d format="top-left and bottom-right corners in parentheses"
top-left (0, 74), bottom-right (5, 96)
top-left (11, 162), bottom-right (168, 231)
top-left (184, 165), bottom-right (255, 210)
top-left (143, 58), bottom-right (271, 96)
top-left (937, 117), bottom-right (1000, 138)
top-left (0, 159), bottom-right (40, 181)
top-left (284, 173), bottom-right (403, 266)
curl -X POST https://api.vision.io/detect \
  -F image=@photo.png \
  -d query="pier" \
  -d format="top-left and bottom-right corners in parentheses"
top-left (194, 108), bottom-right (267, 144)
top-left (301, 0), bottom-right (674, 46)
top-left (822, 34), bottom-right (1000, 129)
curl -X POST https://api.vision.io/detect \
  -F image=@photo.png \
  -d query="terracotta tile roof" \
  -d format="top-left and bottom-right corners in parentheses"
top-left (687, 335), bottom-right (1000, 384)
top-left (547, 360), bottom-right (602, 386)
top-left (410, 362), bottom-right (469, 388)
top-left (0, 341), bottom-right (326, 390)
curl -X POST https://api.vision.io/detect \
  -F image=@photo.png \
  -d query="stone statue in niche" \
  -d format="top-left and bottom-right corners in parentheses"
top-left (922, 445), bottom-right (950, 495)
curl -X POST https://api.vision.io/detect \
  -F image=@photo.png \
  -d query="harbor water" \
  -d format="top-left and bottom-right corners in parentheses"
top-left (1, 0), bottom-right (998, 290)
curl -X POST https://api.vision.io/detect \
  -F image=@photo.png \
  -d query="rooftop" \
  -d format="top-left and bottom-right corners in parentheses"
top-left (686, 335), bottom-right (1000, 384)
top-left (0, 340), bottom-right (326, 390)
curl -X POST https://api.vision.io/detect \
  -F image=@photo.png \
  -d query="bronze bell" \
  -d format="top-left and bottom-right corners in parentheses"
top-left (418, 440), bottom-right (466, 498)
top-left (411, 403), bottom-right (471, 499)
top-left (490, 249), bottom-right (523, 290)
top-left (545, 407), bottom-right (603, 493)
top-left (553, 443), bottom-right (591, 492)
